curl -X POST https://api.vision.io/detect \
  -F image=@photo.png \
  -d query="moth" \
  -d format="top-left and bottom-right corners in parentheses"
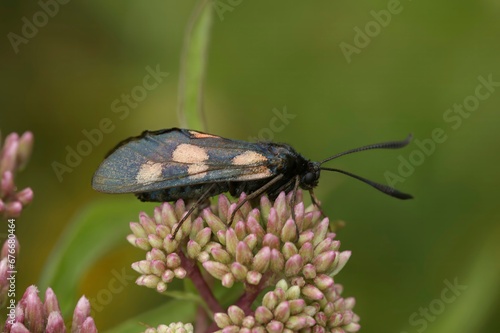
top-left (92, 128), bottom-right (413, 237)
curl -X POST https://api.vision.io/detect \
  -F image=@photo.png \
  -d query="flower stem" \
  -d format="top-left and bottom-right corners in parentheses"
top-left (179, 250), bottom-right (223, 314)
top-left (235, 273), bottom-right (272, 315)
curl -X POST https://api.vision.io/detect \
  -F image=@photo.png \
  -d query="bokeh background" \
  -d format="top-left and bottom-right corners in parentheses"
top-left (1, 1), bottom-right (500, 332)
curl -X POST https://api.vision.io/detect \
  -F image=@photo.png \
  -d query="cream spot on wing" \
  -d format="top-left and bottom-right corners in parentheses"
top-left (136, 161), bottom-right (163, 184)
top-left (232, 151), bottom-right (267, 165)
top-left (188, 163), bottom-right (209, 179)
top-left (189, 130), bottom-right (219, 139)
top-left (236, 166), bottom-right (272, 180)
top-left (172, 144), bottom-right (209, 163)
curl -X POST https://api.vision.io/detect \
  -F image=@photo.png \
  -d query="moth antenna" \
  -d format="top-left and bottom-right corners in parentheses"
top-left (320, 134), bottom-right (412, 165)
top-left (320, 167), bottom-right (413, 200)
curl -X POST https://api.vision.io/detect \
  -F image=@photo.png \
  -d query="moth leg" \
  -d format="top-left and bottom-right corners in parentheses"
top-left (309, 189), bottom-right (325, 217)
top-left (171, 183), bottom-right (217, 239)
top-left (229, 174), bottom-right (284, 226)
top-left (290, 175), bottom-right (300, 221)
top-left (289, 175), bottom-right (301, 238)
top-left (270, 177), bottom-right (294, 198)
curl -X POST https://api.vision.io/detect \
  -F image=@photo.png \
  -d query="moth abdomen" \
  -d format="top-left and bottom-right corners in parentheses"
top-left (136, 182), bottom-right (230, 202)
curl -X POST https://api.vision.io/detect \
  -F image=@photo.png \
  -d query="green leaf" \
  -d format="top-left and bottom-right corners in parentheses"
top-left (104, 299), bottom-right (196, 333)
top-left (38, 198), bottom-right (156, 315)
top-left (177, 0), bottom-right (213, 131)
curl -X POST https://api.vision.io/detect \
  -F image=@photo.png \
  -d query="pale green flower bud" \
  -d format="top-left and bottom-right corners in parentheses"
top-left (203, 261), bottom-right (229, 280)
top-left (273, 301), bottom-right (290, 322)
top-left (255, 306), bottom-right (273, 324)
top-left (246, 271), bottom-right (262, 285)
top-left (227, 305), bottom-right (245, 326)
top-left (302, 284), bottom-right (324, 301)
top-left (285, 254), bottom-right (303, 277)
top-left (235, 241), bottom-right (252, 266)
top-left (281, 219), bottom-right (297, 243)
top-left (252, 247), bottom-right (271, 273)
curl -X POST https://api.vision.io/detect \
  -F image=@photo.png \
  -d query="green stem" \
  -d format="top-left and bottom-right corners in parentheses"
top-left (177, 0), bottom-right (213, 131)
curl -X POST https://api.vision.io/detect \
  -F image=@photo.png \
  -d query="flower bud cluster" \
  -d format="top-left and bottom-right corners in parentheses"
top-left (0, 132), bottom-right (34, 218)
top-left (128, 200), bottom-right (192, 292)
top-left (129, 191), bottom-right (351, 290)
top-left (142, 322), bottom-right (193, 333)
top-left (3, 285), bottom-right (97, 333)
top-left (0, 236), bottom-right (20, 307)
top-left (214, 279), bottom-right (360, 332)
top-left (129, 190), bottom-right (360, 331)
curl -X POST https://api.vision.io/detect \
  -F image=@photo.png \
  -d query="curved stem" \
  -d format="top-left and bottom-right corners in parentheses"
top-left (235, 273), bottom-right (272, 315)
top-left (179, 250), bottom-right (223, 314)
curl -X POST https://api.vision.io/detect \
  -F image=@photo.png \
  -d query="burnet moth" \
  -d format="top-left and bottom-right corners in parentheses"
top-left (92, 128), bottom-right (413, 237)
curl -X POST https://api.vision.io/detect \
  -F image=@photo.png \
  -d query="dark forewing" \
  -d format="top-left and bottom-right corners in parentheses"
top-left (92, 128), bottom-right (278, 193)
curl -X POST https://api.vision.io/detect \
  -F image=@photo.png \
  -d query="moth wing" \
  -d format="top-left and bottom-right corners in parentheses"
top-left (92, 128), bottom-right (277, 193)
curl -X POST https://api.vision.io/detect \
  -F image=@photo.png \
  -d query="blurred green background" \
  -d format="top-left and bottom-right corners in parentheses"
top-left (1, 0), bottom-right (500, 332)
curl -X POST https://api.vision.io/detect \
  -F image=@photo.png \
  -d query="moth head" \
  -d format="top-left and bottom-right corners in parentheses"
top-left (316, 134), bottom-right (414, 200)
top-left (301, 161), bottom-right (321, 189)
